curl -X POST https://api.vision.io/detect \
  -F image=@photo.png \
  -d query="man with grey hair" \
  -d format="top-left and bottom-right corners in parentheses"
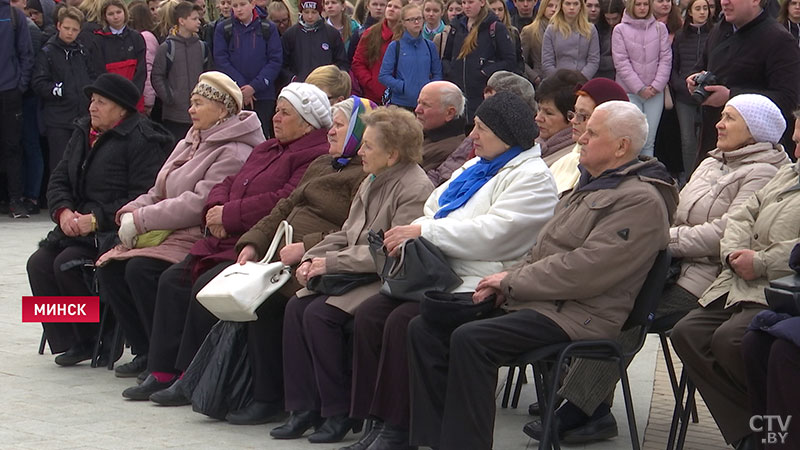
top-left (414, 81), bottom-right (467, 177)
top-left (407, 101), bottom-right (678, 450)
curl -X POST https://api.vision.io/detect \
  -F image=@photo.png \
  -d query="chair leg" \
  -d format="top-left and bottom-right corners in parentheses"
top-left (675, 379), bottom-right (695, 450)
top-left (539, 356), bottom-right (565, 450)
top-left (666, 368), bottom-right (690, 450)
top-left (107, 323), bottom-right (123, 370)
top-left (618, 356), bottom-right (640, 450)
top-left (502, 365), bottom-right (516, 408)
top-left (659, 332), bottom-right (681, 401)
top-left (91, 305), bottom-right (109, 368)
top-left (511, 366), bottom-right (527, 409)
top-left (38, 330), bottom-right (46, 355)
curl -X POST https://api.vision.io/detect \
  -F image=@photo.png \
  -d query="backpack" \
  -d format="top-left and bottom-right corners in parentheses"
top-left (443, 19), bottom-right (497, 61)
top-left (383, 38), bottom-right (438, 105)
top-left (222, 17), bottom-right (271, 45)
top-left (165, 38), bottom-right (209, 75)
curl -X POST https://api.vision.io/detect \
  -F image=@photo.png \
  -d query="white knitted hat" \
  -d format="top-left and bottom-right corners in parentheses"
top-left (278, 82), bottom-right (332, 129)
top-left (726, 94), bottom-right (786, 144)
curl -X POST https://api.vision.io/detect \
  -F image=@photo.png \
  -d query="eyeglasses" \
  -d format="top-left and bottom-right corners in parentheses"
top-left (567, 110), bottom-right (590, 124)
top-left (403, 16), bottom-right (424, 22)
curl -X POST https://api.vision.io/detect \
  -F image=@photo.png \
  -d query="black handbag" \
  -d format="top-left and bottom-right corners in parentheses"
top-left (306, 273), bottom-right (380, 296)
top-left (420, 291), bottom-right (497, 329)
top-left (368, 229), bottom-right (462, 302)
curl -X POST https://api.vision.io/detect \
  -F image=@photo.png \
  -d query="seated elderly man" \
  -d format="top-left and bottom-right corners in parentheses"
top-left (427, 71), bottom-right (538, 186)
top-left (406, 101), bottom-right (679, 450)
top-left (671, 118), bottom-right (800, 450)
top-left (416, 81), bottom-right (467, 173)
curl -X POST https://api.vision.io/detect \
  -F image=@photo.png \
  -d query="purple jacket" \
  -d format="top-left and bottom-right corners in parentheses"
top-left (611, 12), bottom-right (671, 94)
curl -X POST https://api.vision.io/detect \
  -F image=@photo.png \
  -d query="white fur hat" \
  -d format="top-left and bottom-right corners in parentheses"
top-left (726, 94), bottom-right (786, 144)
top-left (278, 82), bottom-right (332, 129)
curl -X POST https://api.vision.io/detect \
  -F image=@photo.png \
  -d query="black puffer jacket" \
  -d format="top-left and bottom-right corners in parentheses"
top-left (45, 113), bottom-right (172, 248)
top-left (31, 35), bottom-right (95, 129)
top-left (90, 26), bottom-right (147, 94)
top-left (280, 20), bottom-right (349, 83)
top-left (670, 23), bottom-right (711, 104)
top-left (441, 11), bottom-right (516, 121)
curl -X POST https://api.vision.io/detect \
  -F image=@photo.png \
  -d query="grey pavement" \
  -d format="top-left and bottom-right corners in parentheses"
top-left (0, 215), bottom-right (658, 449)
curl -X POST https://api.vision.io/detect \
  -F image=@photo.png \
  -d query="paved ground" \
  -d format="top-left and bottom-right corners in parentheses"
top-left (0, 215), bottom-right (729, 449)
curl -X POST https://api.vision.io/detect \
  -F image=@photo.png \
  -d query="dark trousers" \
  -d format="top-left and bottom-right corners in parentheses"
top-left (21, 94), bottom-right (43, 199)
top-left (0, 88), bottom-right (24, 200)
top-left (46, 127), bottom-right (73, 173)
top-left (251, 99), bottom-right (275, 139)
top-left (351, 293), bottom-right (419, 428)
top-left (246, 292), bottom-right (290, 404)
top-left (97, 257), bottom-right (172, 356)
top-left (742, 331), bottom-right (800, 450)
top-left (161, 120), bottom-right (192, 142)
top-left (670, 297), bottom-right (765, 444)
top-left (408, 309), bottom-right (570, 450)
top-left (27, 244), bottom-right (98, 353)
top-left (148, 257), bottom-right (231, 373)
top-left (283, 293), bottom-right (353, 417)
top-left (173, 281), bottom-right (223, 372)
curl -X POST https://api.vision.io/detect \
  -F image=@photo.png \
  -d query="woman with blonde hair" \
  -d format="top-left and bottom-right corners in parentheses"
top-left (541, 0), bottom-right (600, 79)
top-left (519, 0), bottom-right (557, 85)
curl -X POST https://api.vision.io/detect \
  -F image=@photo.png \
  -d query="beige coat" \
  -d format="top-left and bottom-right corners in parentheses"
top-left (501, 158), bottom-right (679, 340)
top-left (299, 162), bottom-right (434, 314)
top-left (671, 143), bottom-right (789, 298)
top-left (700, 163), bottom-right (800, 308)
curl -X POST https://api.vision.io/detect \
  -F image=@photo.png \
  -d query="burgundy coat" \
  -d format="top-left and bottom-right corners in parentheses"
top-left (189, 127), bottom-right (330, 275)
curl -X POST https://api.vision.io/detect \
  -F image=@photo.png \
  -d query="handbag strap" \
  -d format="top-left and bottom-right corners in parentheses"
top-left (259, 221), bottom-right (294, 264)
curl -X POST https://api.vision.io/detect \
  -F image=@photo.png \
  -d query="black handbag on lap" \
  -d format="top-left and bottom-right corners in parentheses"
top-left (420, 291), bottom-right (497, 329)
top-left (306, 273), bottom-right (380, 296)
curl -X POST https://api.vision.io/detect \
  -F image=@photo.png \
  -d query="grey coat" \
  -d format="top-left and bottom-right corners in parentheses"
top-left (541, 25), bottom-right (600, 79)
top-left (151, 34), bottom-right (210, 125)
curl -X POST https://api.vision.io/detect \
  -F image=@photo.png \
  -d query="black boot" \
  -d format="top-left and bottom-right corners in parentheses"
top-left (308, 414), bottom-right (364, 443)
top-left (366, 423), bottom-right (416, 450)
top-left (149, 379), bottom-right (191, 406)
top-left (340, 421), bottom-right (383, 450)
top-left (225, 401), bottom-right (286, 425)
top-left (270, 410), bottom-right (323, 439)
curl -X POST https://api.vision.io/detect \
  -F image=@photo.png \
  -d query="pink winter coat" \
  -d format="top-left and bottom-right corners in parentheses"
top-left (611, 12), bottom-right (671, 94)
top-left (97, 111), bottom-right (265, 265)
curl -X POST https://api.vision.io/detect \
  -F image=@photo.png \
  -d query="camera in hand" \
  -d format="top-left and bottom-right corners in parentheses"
top-left (691, 71), bottom-right (718, 104)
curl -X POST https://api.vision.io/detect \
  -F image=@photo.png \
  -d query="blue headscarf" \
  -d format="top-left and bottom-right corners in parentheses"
top-left (434, 146), bottom-right (524, 218)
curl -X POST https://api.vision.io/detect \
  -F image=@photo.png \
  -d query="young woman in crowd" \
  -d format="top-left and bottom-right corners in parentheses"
top-left (326, 0), bottom-right (361, 51)
top-left (444, 0), bottom-right (462, 21)
top-left (653, 0), bottom-right (681, 38)
top-left (594, 0), bottom-right (623, 79)
top-left (270, 107), bottom-right (434, 444)
top-left (488, 0), bottom-right (525, 75)
top-left (27, 74), bottom-right (172, 366)
top-left (347, 0), bottom-right (387, 62)
top-left (352, 0), bottom-right (408, 103)
top-left (586, 0), bottom-right (601, 22)
top-left (128, 2), bottom-right (159, 115)
top-left (118, 83), bottom-right (335, 403)
top-left (269, 0), bottom-right (293, 34)
top-left (611, 0), bottom-right (671, 156)
top-left (422, 0), bottom-right (446, 39)
top-left (541, 0), bottom-right (600, 79)
top-left (534, 69), bottom-right (586, 165)
top-left (93, 72), bottom-right (263, 380)
top-left (670, 0), bottom-right (710, 181)
top-left (519, 0), bottom-right (557, 85)
top-left (344, 91), bottom-right (557, 450)
top-left (441, 0), bottom-right (515, 123)
top-left (91, 0), bottom-right (147, 111)
top-left (378, 3), bottom-right (443, 109)
top-left (778, 0), bottom-right (800, 43)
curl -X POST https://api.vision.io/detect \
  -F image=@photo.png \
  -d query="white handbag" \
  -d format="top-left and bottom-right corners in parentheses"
top-left (196, 221), bottom-right (293, 321)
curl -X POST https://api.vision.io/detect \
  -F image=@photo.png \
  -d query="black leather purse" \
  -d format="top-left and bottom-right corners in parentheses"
top-left (420, 291), bottom-right (497, 329)
top-left (306, 273), bottom-right (380, 296)
top-left (368, 229), bottom-right (462, 302)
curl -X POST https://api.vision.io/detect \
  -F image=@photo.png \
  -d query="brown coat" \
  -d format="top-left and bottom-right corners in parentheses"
top-left (501, 158), bottom-right (679, 340)
top-left (421, 119), bottom-right (466, 173)
top-left (299, 162), bottom-right (434, 314)
top-left (234, 155), bottom-right (369, 296)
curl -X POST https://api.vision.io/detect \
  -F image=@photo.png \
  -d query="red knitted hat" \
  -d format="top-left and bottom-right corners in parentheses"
top-left (299, 0), bottom-right (324, 13)
top-left (576, 78), bottom-right (629, 106)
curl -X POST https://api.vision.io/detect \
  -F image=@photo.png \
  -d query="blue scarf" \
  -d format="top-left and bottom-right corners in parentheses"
top-left (435, 146), bottom-right (524, 218)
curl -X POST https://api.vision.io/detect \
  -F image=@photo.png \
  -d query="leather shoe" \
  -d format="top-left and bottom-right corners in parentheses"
top-left (340, 421), bottom-right (383, 450)
top-left (122, 374), bottom-right (175, 401)
top-left (54, 343), bottom-right (93, 366)
top-left (115, 354), bottom-right (148, 378)
top-left (308, 414), bottom-right (364, 443)
top-left (528, 397), bottom-right (564, 416)
top-left (366, 423), bottom-right (416, 450)
top-left (735, 434), bottom-right (757, 450)
top-left (225, 401), bottom-right (286, 425)
top-left (149, 379), bottom-right (190, 406)
top-left (271, 410), bottom-right (323, 439)
top-left (523, 412), bottom-right (617, 444)
top-left (137, 370), bottom-right (150, 385)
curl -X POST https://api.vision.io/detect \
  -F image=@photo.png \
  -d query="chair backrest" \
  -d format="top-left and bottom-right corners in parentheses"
top-left (622, 249), bottom-right (671, 331)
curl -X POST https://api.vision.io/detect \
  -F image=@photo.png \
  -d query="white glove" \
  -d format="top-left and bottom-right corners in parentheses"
top-left (118, 212), bottom-right (138, 249)
top-left (52, 82), bottom-right (62, 97)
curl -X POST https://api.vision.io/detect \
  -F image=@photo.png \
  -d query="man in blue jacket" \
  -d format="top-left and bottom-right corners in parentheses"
top-left (0, 0), bottom-right (34, 218)
top-left (214, 0), bottom-right (283, 138)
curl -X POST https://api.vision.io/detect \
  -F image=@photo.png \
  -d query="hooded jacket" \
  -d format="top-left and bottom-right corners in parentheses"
top-left (378, 30), bottom-right (443, 108)
top-left (151, 33), bottom-right (210, 124)
top-left (611, 12), bottom-right (672, 94)
top-left (280, 19), bottom-right (348, 83)
top-left (90, 26), bottom-right (147, 95)
top-left (32, 35), bottom-right (95, 129)
top-left (0, 0), bottom-right (34, 92)
top-left (502, 157), bottom-right (679, 340)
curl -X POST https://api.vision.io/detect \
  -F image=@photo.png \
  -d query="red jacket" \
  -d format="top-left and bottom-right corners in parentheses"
top-left (189, 127), bottom-right (330, 275)
top-left (352, 20), bottom-right (393, 103)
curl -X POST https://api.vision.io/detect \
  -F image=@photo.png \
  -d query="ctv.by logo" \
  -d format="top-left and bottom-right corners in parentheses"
top-left (750, 415), bottom-right (792, 445)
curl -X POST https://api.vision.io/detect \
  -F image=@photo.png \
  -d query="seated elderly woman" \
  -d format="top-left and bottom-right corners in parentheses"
top-left (534, 69), bottom-right (587, 166)
top-left (671, 96), bottom-right (800, 449)
top-left (524, 93), bottom-right (791, 444)
top-left (27, 73), bottom-right (173, 366)
top-left (269, 107), bottom-right (435, 444)
top-left (344, 91), bottom-right (559, 450)
top-left (94, 71), bottom-right (263, 379)
top-left (116, 82), bottom-right (335, 400)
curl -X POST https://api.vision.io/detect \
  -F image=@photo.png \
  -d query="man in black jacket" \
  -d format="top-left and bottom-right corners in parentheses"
top-left (688, 0), bottom-right (800, 162)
